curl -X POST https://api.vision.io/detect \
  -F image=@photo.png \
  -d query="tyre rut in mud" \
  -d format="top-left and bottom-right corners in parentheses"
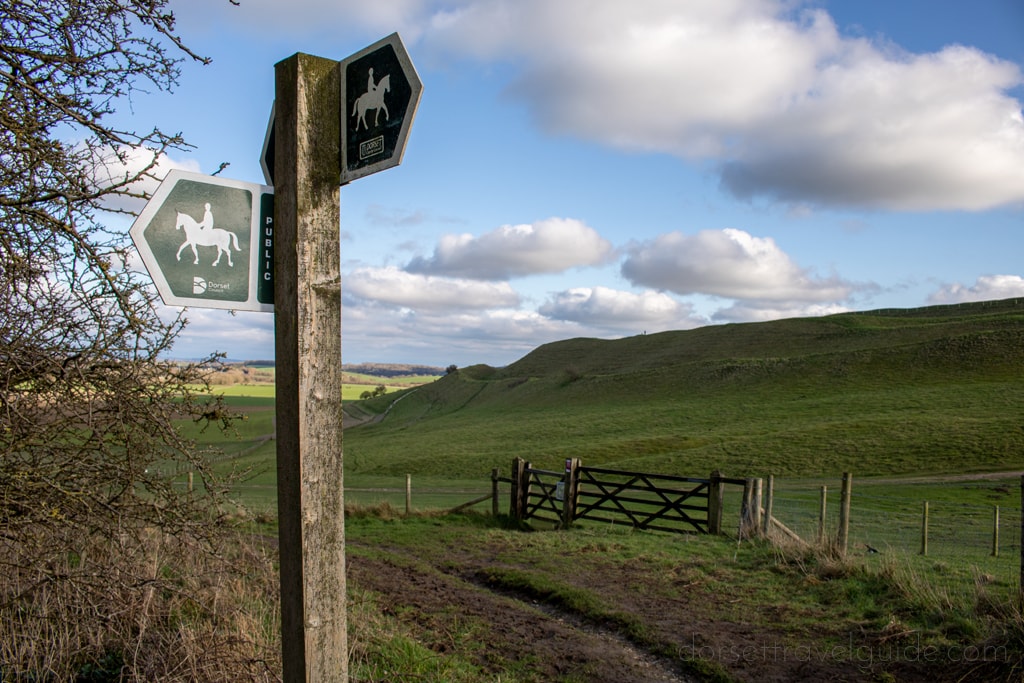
top-left (348, 551), bottom-right (698, 682)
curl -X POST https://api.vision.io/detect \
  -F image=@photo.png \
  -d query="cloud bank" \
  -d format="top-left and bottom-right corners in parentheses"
top-left (422, 0), bottom-right (1024, 211)
top-left (928, 275), bottom-right (1024, 304)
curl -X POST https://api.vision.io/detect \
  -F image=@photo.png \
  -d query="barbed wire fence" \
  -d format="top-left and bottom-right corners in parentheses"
top-left (765, 477), bottom-right (1022, 587)
top-left (223, 468), bottom-right (1024, 599)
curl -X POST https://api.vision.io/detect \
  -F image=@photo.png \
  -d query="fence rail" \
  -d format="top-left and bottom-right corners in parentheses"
top-left (227, 466), bottom-right (1024, 588)
top-left (767, 483), bottom-right (1023, 561)
top-left (575, 466), bottom-right (713, 534)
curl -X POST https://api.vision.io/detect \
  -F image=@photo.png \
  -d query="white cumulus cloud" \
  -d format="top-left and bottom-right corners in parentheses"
top-left (340, 298), bottom-right (583, 366)
top-left (712, 301), bottom-right (850, 323)
top-left (405, 217), bottom-right (613, 280)
top-left (621, 228), bottom-right (854, 302)
top-left (345, 266), bottom-right (520, 311)
top-left (422, 0), bottom-right (1024, 211)
top-left (539, 286), bottom-right (700, 331)
top-left (720, 45), bottom-right (1024, 210)
top-left (928, 275), bottom-right (1024, 304)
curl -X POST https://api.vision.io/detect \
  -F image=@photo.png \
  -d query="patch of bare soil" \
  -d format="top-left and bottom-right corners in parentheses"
top-left (348, 541), bottom-right (981, 683)
top-left (349, 553), bottom-right (694, 682)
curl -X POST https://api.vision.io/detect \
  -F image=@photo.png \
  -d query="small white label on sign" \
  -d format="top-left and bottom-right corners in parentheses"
top-left (359, 135), bottom-right (385, 160)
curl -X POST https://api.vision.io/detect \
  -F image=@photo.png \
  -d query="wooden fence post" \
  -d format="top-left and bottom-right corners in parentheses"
top-left (920, 501), bottom-right (929, 556)
top-left (740, 478), bottom-right (760, 539)
top-left (838, 472), bottom-right (852, 556)
top-left (491, 468), bottom-right (500, 517)
top-left (761, 474), bottom-right (774, 536)
top-left (510, 458), bottom-right (524, 519)
top-left (1019, 475), bottom-right (1023, 608)
top-left (708, 470), bottom-right (724, 535)
top-left (818, 485), bottom-right (827, 546)
top-left (753, 478), bottom-right (763, 534)
top-left (561, 458), bottom-right (580, 529)
top-left (405, 474), bottom-right (412, 515)
top-left (992, 505), bottom-right (1000, 557)
top-left (522, 461), bottom-right (533, 520)
top-left (739, 479), bottom-right (750, 538)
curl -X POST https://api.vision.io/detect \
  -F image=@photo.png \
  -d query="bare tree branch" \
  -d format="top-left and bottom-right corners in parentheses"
top-left (0, 1), bottom-right (263, 678)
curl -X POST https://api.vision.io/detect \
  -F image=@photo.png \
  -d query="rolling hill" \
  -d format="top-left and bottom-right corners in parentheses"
top-left (343, 298), bottom-right (1024, 482)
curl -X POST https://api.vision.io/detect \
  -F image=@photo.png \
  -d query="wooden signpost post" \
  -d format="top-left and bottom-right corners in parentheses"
top-left (272, 36), bottom-right (421, 683)
top-left (134, 33), bottom-right (421, 682)
top-left (273, 52), bottom-right (347, 682)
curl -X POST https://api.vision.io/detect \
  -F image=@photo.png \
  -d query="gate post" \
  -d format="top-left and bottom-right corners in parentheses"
top-left (762, 474), bottom-right (774, 536)
top-left (561, 458), bottom-right (580, 529)
top-left (753, 478), bottom-right (763, 533)
top-left (740, 478), bottom-right (761, 539)
top-left (522, 461), bottom-right (533, 520)
top-left (708, 470), bottom-right (724, 535)
top-left (491, 468), bottom-right (500, 517)
top-left (510, 458), bottom-right (525, 519)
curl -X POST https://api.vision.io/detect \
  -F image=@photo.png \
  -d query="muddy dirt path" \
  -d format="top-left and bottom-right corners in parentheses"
top-left (348, 551), bottom-right (696, 682)
top-left (346, 540), bottom-right (968, 683)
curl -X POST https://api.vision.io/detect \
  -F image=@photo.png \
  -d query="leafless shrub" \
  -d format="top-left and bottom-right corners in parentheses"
top-left (0, 0), bottom-right (270, 677)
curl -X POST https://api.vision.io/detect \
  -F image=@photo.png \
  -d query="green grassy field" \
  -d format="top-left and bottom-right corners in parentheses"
top-left (190, 299), bottom-right (1024, 559)
top-left (175, 299), bottom-right (1024, 680)
top-left (341, 508), bottom-right (1024, 682)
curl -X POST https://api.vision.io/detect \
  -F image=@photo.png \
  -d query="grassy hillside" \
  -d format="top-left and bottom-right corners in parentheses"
top-left (344, 298), bottom-right (1024, 481)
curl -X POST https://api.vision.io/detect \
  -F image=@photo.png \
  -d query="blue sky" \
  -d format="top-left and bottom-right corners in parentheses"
top-left (113, 0), bottom-right (1024, 367)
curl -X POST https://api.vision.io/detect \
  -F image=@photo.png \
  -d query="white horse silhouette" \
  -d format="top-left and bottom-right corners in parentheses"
top-left (175, 210), bottom-right (240, 267)
top-left (352, 73), bottom-right (390, 130)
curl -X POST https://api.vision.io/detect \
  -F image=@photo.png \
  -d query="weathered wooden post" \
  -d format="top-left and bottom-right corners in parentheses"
top-left (1019, 475), bottom-right (1023, 608)
top-left (569, 458), bottom-right (581, 526)
top-left (561, 458), bottom-right (580, 529)
top-left (405, 473), bottom-right (412, 515)
top-left (817, 485), bottom-right (827, 546)
top-left (838, 472), bottom-right (852, 556)
top-left (920, 501), bottom-right (929, 556)
top-left (491, 468), bottom-right (500, 517)
top-left (753, 477), bottom-right (763, 534)
top-left (740, 478), bottom-right (758, 539)
top-left (511, 457), bottom-right (524, 519)
top-left (992, 505), bottom-right (1000, 557)
top-left (762, 474), bottom-right (774, 536)
top-left (274, 53), bottom-right (346, 682)
top-left (707, 470), bottom-right (724, 535)
top-left (522, 460), bottom-right (534, 521)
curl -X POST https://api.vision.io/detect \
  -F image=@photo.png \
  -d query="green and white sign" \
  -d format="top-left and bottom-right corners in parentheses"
top-left (130, 169), bottom-right (275, 312)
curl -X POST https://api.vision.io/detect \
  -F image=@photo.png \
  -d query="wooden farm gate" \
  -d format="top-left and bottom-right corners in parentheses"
top-left (510, 458), bottom-right (750, 536)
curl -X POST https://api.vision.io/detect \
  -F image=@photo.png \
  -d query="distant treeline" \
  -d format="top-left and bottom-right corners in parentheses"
top-left (343, 363), bottom-right (445, 378)
top-left (216, 361), bottom-right (444, 379)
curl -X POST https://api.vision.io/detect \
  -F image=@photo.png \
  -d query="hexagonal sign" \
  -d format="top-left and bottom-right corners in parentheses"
top-left (130, 169), bottom-right (275, 312)
top-left (339, 32), bottom-right (423, 184)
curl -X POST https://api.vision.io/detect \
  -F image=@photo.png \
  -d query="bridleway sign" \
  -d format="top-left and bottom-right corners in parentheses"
top-left (129, 169), bottom-right (275, 312)
top-left (259, 33), bottom-right (423, 188)
top-left (339, 32), bottom-right (423, 184)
